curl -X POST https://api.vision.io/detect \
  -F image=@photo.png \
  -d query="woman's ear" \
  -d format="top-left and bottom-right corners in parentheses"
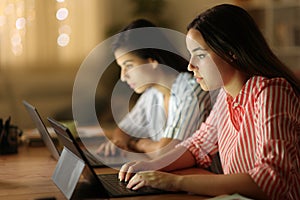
top-left (228, 51), bottom-right (237, 62)
top-left (147, 58), bottom-right (159, 69)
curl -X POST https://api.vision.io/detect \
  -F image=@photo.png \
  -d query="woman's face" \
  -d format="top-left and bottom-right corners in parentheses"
top-left (114, 49), bottom-right (158, 94)
top-left (186, 28), bottom-right (233, 91)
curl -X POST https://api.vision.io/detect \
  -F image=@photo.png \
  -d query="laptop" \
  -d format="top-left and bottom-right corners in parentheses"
top-left (48, 117), bottom-right (167, 199)
top-left (23, 100), bottom-right (60, 160)
top-left (22, 100), bottom-right (121, 168)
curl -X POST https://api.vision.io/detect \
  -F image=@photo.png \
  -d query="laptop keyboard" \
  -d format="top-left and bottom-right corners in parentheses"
top-left (97, 173), bottom-right (165, 197)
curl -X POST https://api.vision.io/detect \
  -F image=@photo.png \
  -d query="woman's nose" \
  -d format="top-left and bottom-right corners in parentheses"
top-left (188, 63), bottom-right (197, 72)
top-left (120, 68), bottom-right (129, 82)
top-left (120, 68), bottom-right (126, 82)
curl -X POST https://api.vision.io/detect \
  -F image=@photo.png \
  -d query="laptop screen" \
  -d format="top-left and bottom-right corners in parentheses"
top-left (23, 100), bottom-right (60, 160)
top-left (47, 117), bottom-right (109, 198)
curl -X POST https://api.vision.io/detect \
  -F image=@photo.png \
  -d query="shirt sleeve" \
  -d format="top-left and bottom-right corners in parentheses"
top-left (177, 90), bottom-right (224, 168)
top-left (248, 80), bottom-right (300, 200)
top-left (163, 75), bottom-right (215, 141)
top-left (118, 90), bottom-right (152, 138)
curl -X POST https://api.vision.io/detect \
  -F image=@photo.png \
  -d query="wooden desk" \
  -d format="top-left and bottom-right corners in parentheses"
top-left (0, 145), bottom-right (65, 200)
top-left (0, 145), bottom-right (210, 200)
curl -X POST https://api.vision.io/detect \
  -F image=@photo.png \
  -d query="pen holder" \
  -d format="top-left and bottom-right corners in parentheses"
top-left (0, 117), bottom-right (23, 155)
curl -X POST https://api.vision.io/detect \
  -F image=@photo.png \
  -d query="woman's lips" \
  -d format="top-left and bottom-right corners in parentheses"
top-left (128, 83), bottom-right (135, 89)
top-left (195, 76), bottom-right (203, 82)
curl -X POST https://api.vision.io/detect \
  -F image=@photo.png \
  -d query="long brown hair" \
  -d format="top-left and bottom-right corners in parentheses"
top-left (188, 4), bottom-right (300, 95)
top-left (112, 19), bottom-right (189, 73)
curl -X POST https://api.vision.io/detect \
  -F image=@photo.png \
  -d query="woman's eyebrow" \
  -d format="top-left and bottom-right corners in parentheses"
top-left (192, 47), bottom-right (205, 52)
top-left (122, 60), bottom-right (133, 65)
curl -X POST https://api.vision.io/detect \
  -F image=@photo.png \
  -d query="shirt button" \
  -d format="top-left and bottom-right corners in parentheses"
top-left (233, 102), bottom-right (239, 108)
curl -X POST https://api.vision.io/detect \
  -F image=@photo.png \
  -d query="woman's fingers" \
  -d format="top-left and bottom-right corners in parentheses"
top-left (96, 142), bottom-right (114, 156)
top-left (128, 173), bottom-right (146, 190)
top-left (127, 171), bottom-right (182, 192)
top-left (96, 143), bottom-right (105, 154)
top-left (109, 142), bottom-right (116, 156)
top-left (104, 142), bottom-right (111, 156)
top-left (119, 162), bottom-right (136, 181)
top-left (125, 164), bottom-right (136, 182)
top-left (119, 160), bottom-right (156, 182)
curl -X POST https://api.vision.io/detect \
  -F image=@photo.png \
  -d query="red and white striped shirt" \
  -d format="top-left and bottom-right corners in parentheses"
top-left (179, 76), bottom-right (300, 200)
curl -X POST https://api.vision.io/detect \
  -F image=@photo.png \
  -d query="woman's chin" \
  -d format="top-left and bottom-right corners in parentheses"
top-left (199, 83), bottom-right (209, 91)
top-left (199, 82), bottom-right (222, 91)
top-left (133, 84), bottom-right (153, 94)
top-left (134, 87), bottom-right (146, 94)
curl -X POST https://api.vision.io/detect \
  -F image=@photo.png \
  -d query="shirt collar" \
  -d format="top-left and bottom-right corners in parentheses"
top-left (226, 76), bottom-right (267, 108)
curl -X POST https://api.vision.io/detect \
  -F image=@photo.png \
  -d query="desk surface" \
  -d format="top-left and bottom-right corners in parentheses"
top-left (0, 145), bottom-right (64, 200)
top-left (0, 145), bottom-right (211, 200)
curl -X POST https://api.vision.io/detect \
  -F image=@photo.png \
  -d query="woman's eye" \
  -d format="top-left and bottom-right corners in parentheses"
top-left (126, 65), bottom-right (133, 69)
top-left (197, 54), bottom-right (206, 59)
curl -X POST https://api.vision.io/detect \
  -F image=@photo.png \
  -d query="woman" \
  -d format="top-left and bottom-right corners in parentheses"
top-left (97, 19), bottom-right (213, 159)
top-left (118, 5), bottom-right (300, 200)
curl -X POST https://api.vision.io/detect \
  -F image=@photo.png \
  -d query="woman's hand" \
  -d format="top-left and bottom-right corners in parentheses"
top-left (96, 141), bottom-right (121, 156)
top-left (119, 160), bottom-right (155, 182)
top-left (96, 128), bottom-right (131, 156)
top-left (127, 171), bottom-right (182, 192)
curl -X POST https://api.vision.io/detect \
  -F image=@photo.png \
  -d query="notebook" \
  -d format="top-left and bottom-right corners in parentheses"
top-left (22, 100), bottom-right (123, 168)
top-left (48, 117), bottom-right (166, 199)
